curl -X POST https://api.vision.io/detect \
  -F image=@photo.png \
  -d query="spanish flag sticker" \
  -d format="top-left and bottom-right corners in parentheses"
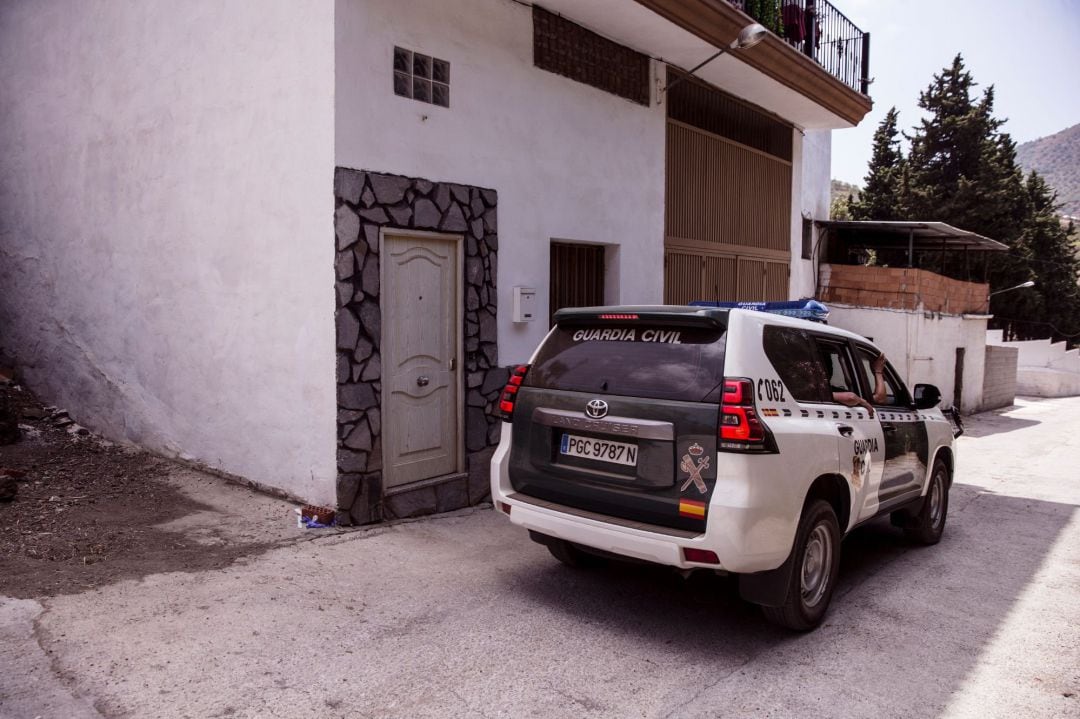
top-left (679, 499), bottom-right (707, 519)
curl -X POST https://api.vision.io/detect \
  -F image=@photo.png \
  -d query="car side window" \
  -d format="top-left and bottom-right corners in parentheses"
top-left (762, 325), bottom-right (830, 402)
top-left (855, 347), bottom-right (911, 407)
top-left (813, 338), bottom-right (859, 402)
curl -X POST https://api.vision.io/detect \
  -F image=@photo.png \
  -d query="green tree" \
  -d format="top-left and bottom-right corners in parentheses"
top-left (898, 55), bottom-right (1079, 339)
top-left (1012, 173), bottom-right (1080, 343)
top-left (830, 194), bottom-right (851, 220)
top-left (743, 0), bottom-right (781, 34)
top-left (846, 54), bottom-right (1080, 342)
top-left (905, 56), bottom-right (1027, 241)
top-left (848, 107), bottom-right (906, 220)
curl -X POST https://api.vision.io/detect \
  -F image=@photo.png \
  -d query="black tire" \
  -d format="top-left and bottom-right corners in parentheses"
top-left (761, 500), bottom-right (842, 631)
top-left (903, 458), bottom-right (949, 545)
top-left (546, 539), bottom-right (606, 569)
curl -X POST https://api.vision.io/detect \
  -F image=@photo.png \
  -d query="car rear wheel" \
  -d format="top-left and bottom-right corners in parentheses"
top-left (903, 458), bottom-right (949, 545)
top-left (761, 500), bottom-right (841, 631)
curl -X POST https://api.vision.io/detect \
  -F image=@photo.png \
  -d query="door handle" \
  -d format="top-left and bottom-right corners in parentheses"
top-left (837, 424), bottom-right (854, 437)
top-left (882, 424), bottom-right (898, 434)
top-left (416, 376), bottom-right (430, 387)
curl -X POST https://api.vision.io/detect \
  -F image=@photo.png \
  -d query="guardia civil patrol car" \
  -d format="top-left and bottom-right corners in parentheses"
top-left (490, 301), bottom-right (958, 631)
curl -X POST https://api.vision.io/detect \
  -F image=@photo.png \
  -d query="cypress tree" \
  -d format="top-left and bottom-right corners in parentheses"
top-left (1007, 173), bottom-right (1080, 342)
top-left (901, 55), bottom-right (1052, 333)
top-left (905, 56), bottom-right (1026, 241)
top-left (847, 54), bottom-right (1080, 343)
top-left (849, 107), bottom-right (906, 220)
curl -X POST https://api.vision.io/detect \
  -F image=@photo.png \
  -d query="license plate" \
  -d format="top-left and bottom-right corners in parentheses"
top-left (559, 434), bottom-right (638, 467)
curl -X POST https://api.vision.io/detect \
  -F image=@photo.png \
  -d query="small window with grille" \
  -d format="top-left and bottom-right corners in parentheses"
top-left (394, 46), bottom-right (450, 108)
top-left (802, 217), bottom-right (814, 260)
top-left (550, 242), bottom-right (606, 325)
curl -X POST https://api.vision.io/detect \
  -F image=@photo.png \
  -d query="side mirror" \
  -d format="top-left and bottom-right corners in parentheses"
top-left (913, 383), bottom-right (941, 409)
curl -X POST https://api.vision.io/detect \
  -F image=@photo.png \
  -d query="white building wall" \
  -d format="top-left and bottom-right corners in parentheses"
top-left (0, 0), bottom-right (338, 503)
top-left (827, 306), bottom-right (988, 414)
top-left (790, 129), bottom-right (831, 300)
top-left (335, 0), bottom-right (669, 364)
top-left (984, 334), bottom-right (1080, 398)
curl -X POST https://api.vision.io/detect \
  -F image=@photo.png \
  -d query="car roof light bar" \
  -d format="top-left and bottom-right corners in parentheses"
top-left (689, 299), bottom-right (830, 323)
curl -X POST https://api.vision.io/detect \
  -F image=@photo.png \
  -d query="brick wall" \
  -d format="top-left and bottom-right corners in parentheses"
top-left (981, 345), bottom-right (1018, 410)
top-left (819, 264), bottom-right (989, 314)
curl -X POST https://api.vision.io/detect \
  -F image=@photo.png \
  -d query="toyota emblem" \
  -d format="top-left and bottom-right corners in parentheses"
top-left (585, 399), bottom-right (609, 419)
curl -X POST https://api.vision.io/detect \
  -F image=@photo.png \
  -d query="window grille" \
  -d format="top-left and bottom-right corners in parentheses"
top-left (533, 6), bottom-right (650, 106)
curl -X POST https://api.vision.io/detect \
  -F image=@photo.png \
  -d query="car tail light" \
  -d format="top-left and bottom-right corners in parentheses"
top-left (498, 502), bottom-right (512, 515)
top-left (718, 377), bottom-right (775, 452)
top-left (498, 365), bottom-right (530, 422)
top-left (682, 548), bottom-right (720, 564)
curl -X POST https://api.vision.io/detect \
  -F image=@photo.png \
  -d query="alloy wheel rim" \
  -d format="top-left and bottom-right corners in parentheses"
top-left (801, 524), bottom-right (833, 608)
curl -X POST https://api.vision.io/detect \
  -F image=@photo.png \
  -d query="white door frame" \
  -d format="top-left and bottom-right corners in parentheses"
top-left (379, 228), bottom-right (465, 485)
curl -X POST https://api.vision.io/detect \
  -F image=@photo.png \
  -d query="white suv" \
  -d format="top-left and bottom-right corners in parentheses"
top-left (491, 304), bottom-right (957, 630)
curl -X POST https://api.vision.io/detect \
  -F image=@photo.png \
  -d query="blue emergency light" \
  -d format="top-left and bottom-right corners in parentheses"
top-left (689, 298), bottom-right (830, 323)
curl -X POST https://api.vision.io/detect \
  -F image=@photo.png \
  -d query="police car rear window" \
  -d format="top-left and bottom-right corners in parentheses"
top-left (526, 325), bottom-right (727, 402)
top-left (762, 325), bottom-right (831, 402)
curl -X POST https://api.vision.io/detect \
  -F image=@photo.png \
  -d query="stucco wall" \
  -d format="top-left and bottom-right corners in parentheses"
top-left (0, 0), bottom-right (338, 503)
top-left (336, 0), bottom-right (668, 364)
top-left (790, 129), bottom-right (831, 299)
top-left (827, 305), bottom-right (988, 414)
top-left (335, 0), bottom-right (836, 361)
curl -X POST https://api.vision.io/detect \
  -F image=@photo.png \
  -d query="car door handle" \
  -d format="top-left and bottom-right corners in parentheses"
top-left (882, 424), bottom-right (898, 433)
top-left (837, 424), bottom-right (854, 437)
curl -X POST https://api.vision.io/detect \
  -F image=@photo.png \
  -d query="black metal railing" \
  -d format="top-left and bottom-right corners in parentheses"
top-left (732, 0), bottom-right (870, 95)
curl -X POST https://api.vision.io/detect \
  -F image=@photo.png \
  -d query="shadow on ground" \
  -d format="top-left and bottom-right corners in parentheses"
top-left (961, 412), bottom-right (1041, 438)
top-left (501, 481), bottom-right (1076, 714)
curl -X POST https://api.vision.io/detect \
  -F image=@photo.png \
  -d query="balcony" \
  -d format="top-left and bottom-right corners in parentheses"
top-left (629, 0), bottom-right (872, 126)
top-left (731, 0), bottom-right (869, 94)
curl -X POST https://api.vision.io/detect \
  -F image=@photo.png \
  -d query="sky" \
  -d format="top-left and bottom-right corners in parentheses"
top-left (831, 0), bottom-right (1080, 185)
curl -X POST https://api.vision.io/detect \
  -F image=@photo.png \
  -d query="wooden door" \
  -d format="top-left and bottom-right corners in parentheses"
top-left (382, 233), bottom-right (461, 488)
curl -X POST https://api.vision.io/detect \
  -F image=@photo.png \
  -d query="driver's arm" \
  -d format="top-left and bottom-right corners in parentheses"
top-left (832, 390), bottom-right (875, 417)
top-left (870, 353), bottom-right (888, 405)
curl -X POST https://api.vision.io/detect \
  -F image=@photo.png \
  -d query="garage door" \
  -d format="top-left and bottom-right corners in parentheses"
top-left (664, 72), bottom-right (793, 304)
top-left (664, 249), bottom-right (788, 305)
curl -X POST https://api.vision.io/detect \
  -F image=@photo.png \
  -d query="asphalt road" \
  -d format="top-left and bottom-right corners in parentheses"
top-left (3, 397), bottom-right (1079, 718)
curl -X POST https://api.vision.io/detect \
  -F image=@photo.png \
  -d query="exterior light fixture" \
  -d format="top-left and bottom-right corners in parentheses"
top-left (989, 280), bottom-right (1035, 298)
top-left (732, 23), bottom-right (768, 49)
top-left (658, 23), bottom-right (768, 103)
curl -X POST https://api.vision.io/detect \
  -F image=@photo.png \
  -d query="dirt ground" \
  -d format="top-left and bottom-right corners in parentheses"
top-left (0, 381), bottom-right (298, 599)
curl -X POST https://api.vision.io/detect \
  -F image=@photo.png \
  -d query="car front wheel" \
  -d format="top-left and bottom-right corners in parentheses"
top-left (903, 458), bottom-right (950, 545)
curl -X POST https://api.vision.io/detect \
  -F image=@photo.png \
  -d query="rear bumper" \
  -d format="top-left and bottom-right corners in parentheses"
top-left (490, 424), bottom-right (798, 573)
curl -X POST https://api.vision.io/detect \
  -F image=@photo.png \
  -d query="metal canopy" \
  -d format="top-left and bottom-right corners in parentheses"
top-left (816, 220), bottom-right (1009, 252)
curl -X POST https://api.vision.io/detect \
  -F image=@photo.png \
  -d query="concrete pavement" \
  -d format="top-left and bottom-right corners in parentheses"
top-left (3, 397), bottom-right (1079, 718)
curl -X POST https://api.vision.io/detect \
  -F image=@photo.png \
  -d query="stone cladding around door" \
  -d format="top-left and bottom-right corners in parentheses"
top-left (333, 168), bottom-right (506, 525)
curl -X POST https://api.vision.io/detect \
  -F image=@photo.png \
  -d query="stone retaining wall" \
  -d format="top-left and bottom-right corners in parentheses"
top-left (333, 168), bottom-right (504, 524)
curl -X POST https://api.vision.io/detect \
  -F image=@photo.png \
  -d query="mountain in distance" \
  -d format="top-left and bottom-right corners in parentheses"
top-left (830, 179), bottom-right (861, 206)
top-left (1016, 122), bottom-right (1080, 218)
